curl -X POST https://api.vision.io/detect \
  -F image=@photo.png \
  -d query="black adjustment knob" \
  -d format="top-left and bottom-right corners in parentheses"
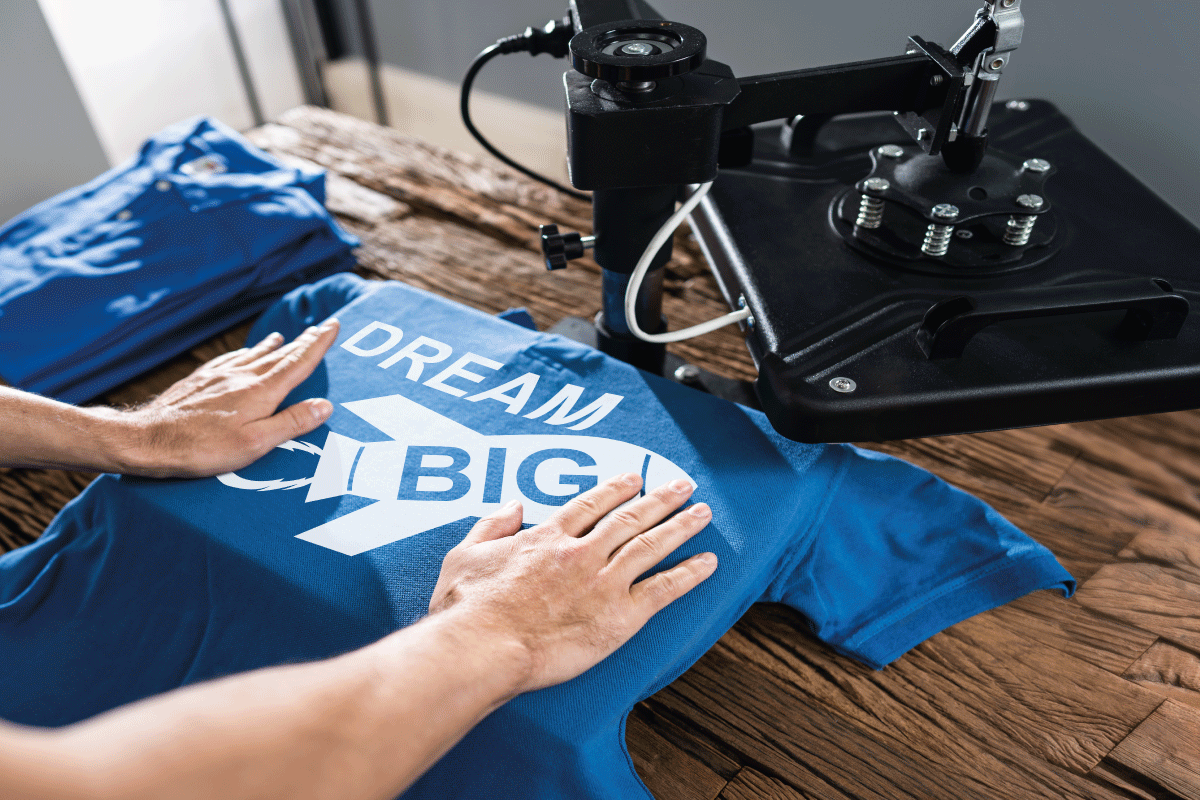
top-left (569, 20), bottom-right (706, 84)
top-left (539, 224), bottom-right (596, 270)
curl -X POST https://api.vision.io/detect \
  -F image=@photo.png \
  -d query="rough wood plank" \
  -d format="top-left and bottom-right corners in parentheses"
top-left (862, 427), bottom-right (1079, 504)
top-left (650, 638), bottom-right (1134, 800)
top-left (625, 708), bottom-right (728, 800)
top-left (1104, 701), bottom-right (1200, 800)
top-left (629, 699), bottom-right (742, 781)
top-left (1075, 522), bottom-right (1200, 651)
top-left (716, 603), bottom-right (1160, 775)
top-left (1122, 640), bottom-right (1200, 712)
top-left (986, 592), bottom-right (1156, 676)
top-left (719, 767), bottom-right (825, 800)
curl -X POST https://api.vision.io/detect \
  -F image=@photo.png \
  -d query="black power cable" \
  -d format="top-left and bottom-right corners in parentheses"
top-left (460, 18), bottom-right (590, 202)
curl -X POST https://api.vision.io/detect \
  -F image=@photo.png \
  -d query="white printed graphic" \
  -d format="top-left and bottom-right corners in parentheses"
top-left (217, 394), bottom-right (693, 556)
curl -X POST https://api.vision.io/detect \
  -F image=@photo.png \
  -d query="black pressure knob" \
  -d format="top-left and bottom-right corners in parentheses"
top-left (568, 20), bottom-right (706, 84)
top-left (539, 224), bottom-right (594, 270)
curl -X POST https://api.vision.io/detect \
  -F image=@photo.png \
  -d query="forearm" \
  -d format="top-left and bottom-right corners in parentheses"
top-left (0, 387), bottom-right (140, 473)
top-left (0, 609), bottom-right (528, 800)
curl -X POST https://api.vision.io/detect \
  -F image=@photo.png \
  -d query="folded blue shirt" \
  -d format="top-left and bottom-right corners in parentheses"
top-left (0, 117), bottom-right (357, 402)
top-left (0, 275), bottom-right (1075, 799)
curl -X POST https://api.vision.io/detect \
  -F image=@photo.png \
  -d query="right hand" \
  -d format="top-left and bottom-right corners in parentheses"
top-left (428, 473), bottom-right (718, 694)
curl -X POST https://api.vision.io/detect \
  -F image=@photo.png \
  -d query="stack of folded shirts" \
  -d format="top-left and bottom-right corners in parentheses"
top-left (0, 116), bottom-right (358, 403)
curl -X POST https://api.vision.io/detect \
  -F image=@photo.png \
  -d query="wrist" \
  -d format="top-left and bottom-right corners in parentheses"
top-left (422, 605), bottom-right (536, 701)
top-left (83, 406), bottom-right (158, 476)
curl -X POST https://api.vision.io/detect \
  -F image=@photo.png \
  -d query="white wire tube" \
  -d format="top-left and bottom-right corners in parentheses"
top-left (623, 181), bottom-right (752, 344)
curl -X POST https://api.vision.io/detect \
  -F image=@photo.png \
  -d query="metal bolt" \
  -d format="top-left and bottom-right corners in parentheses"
top-left (856, 178), bottom-right (890, 229)
top-left (923, 204), bottom-right (958, 257)
top-left (1022, 158), bottom-right (1051, 173)
top-left (955, 228), bottom-right (974, 239)
top-left (990, 57), bottom-right (1006, 71)
top-left (1005, 99), bottom-right (1030, 111)
top-left (1016, 194), bottom-right (1044, 210)
top-left (579, 234), bottom-right (596, 249)
top-left (932, 204), bottom-right (960, 221)
top-left (1004, 195), bottom-right (1043, 246)
top-left (930, 74), bottom-right (945, 86)
top-left (620, 42), bottom-right (654, 56)
top-left (1002, 0), bottom-right (1018, 6)
top-left (877, 144), bottom-right (905, 159)
top-left (155, 179), bottom-right (171, 191)
top-left (674, 364), bottom-right (702, 384)
top-left (830, 377), bottom-right (857, 393)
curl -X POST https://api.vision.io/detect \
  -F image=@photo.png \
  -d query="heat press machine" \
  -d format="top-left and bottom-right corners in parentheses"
top-left (463, 0), bottom-right (1200, 442)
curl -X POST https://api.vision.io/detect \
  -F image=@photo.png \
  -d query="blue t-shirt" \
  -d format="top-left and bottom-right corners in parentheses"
top-left (0, 116), bottom-right (357, 403)
top-left (0, 275), bottom-right (1074, 799)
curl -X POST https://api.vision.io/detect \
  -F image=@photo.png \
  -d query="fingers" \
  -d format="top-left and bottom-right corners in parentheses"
top-left (609, 500), bottom-right (712, 581)
top-left (538, 473), bottom-right (643, 538)
top-left (589, 478), bottom-right (694, 555)
top-left (250, 318), bottom-right (340, 390)
top-left (461, 500), bottom-right (524, 546)
top-left (630, 552), bottom-right (718, 619)
top-left (210, 332), bottom-right (286, 370)
top-left (244, 397), bottom-right (333, 453)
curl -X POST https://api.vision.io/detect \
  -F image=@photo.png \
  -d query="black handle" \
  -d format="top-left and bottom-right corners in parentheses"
top-left (917, 278), bottom-right (1189, 359)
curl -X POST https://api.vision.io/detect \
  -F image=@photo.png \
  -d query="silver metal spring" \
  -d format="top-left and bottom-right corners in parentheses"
top-left (855, 193), bottom-right (886, 228)
top-left (855, 177), bottom-right (890, 229)
top-left (922, 223), bottom-right (954, 256)
top-left (1003, 214), bottom-right (1037, 246)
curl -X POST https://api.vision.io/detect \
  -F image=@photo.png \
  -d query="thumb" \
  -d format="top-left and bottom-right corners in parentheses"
top-left (462, 500), bottom-right (524, 545)
top-left (247, 398), bottom-right (333, 451)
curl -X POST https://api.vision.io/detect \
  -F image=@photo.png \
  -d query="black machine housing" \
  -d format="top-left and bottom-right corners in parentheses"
top-left (544, 0), bottom-right (1200, 442)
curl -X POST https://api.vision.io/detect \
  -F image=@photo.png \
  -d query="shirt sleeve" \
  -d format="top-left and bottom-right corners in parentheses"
top-left (762, 445), bottom-right (1075, 670)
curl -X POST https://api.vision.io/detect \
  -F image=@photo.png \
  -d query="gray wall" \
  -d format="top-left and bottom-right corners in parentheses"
top-left (352, 0), bottom-right (1200, 227)
top-left (0, 0), bottom-right (110, 225)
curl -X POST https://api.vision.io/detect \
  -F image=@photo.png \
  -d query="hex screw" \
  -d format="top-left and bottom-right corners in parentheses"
top-left (877, 144), bottom-right (905, 159)
top-left (855, 178), bottom-right (890, 229)
top-left (1004, 194), bottom-right (1044, 246)
top-left (673, 364), bottom-right (702, 385)
top-left (829, 377), bottom-right (857, 393)
top-left (1022, 158), bottom-right (1051, 173)
top-left (922, 204), bottom-right (959, 257)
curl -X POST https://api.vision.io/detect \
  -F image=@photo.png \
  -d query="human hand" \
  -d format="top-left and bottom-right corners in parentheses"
top-left (428, 473), bottom-right (718, 694)
top-left (110, 319), bottom-right (340, 478)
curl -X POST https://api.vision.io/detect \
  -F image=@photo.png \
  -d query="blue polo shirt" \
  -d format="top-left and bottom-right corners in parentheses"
top-left (0, 117), bottom-right (357, 402)
top-left (0, 274), bottom-right (1074, 799)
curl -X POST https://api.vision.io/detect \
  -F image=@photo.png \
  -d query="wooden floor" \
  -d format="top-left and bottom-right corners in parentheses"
top-left (3, 107), bottom-right (1199, 799)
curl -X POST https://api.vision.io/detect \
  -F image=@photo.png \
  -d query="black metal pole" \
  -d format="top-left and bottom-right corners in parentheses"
top-left (353, 0), bottom-right (388, 126)
top-left (591, 185), bottom-right (677, 374)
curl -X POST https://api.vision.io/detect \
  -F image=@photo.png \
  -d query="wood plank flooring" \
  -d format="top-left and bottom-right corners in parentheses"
top-left (2, 106), bottom-right (1198, 799)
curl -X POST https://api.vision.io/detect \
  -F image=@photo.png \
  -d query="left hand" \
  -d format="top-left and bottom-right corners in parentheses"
top-left (111, 319), bottom-right (340, 478)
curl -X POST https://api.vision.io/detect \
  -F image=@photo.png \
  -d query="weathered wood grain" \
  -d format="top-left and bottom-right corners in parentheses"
top-left (1122, 640), bottom-right (1200, 712)
top-left (626, 708), bottom-right (728, 800)
top-left (1076, 524), bottom-right (1200, 652)
top-left (650, 641), bottom-right (1135, 799)
top-left (986, 592), bottom-right (1156, 676)
top-left (719, 767), bottom-right (821, 800)
top-left (1103, 700), bottom-right (1200, 800)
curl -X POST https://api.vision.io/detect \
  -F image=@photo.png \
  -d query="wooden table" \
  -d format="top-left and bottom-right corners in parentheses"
top-left (3, 106), bottom-right (1198, 799)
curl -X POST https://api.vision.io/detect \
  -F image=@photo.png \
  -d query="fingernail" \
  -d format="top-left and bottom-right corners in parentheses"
top-left (309, 398), bottom-right (332, 420)
top-left (688, 503), bottom-right (711, 519)
top-left (697, 552), bottom-right (717, 567)
top-left (669, 479), bottom-right (692, 493)
top-left (304, 325), bottom-right (318, 335)
top-left (501, 499), bottom-right (520, 513)
top-left (267, 331), bottom-right (284, 344)
top-left (619, 473), bottom-right (641, 487)
top-left (320, 316), bottom-right (339, 331)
